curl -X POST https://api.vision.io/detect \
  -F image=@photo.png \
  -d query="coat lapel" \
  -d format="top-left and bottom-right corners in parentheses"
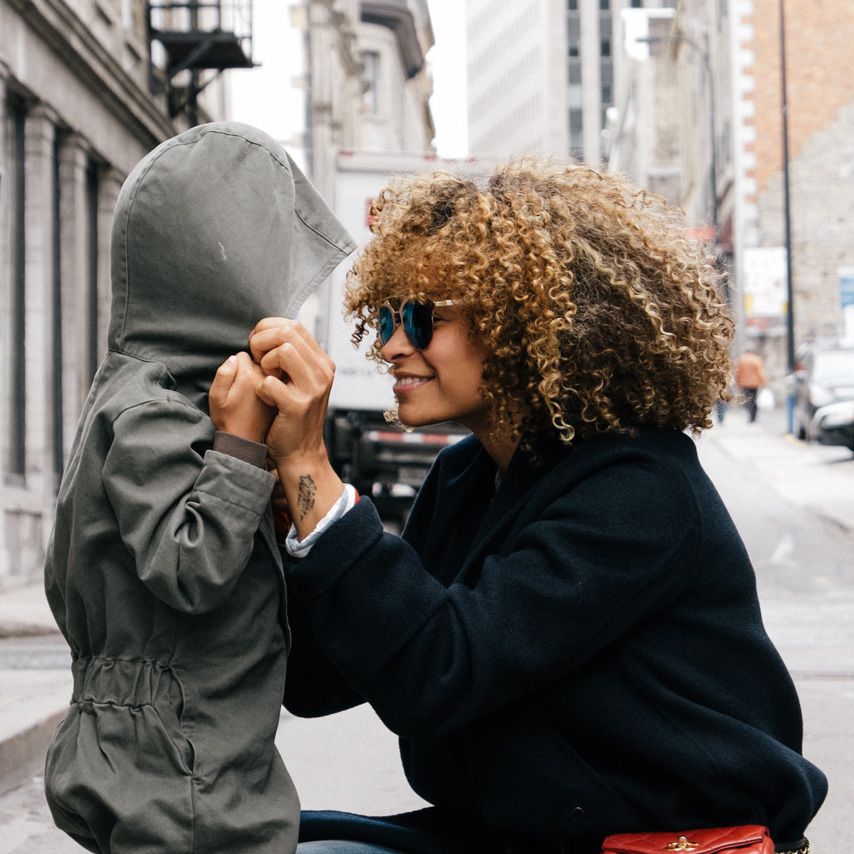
top-left (456, 438), bottom-right (573, 582)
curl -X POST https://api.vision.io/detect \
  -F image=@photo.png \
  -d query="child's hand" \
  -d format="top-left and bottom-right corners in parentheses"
top-left (210, 352), bottom-right (276, 443)
top-left (268, 458), bottom-right (292, 536)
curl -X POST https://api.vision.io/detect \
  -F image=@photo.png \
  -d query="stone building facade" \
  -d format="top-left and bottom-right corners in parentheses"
top-left (299, 0), bottom-right (434, 204)
top-left (295, 0), bottom-right (434, 343)
top-left (0, 0), bottom-right (227, 586)
top-left (606, 8), bottom-right (682, 204)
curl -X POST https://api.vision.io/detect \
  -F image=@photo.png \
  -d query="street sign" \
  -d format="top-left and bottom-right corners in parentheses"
top-left (744, 246), bottom-right (786, 336)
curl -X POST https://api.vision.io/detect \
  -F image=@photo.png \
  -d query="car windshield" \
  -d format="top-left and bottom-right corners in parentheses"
top-left (813, 350), bottom-right (854, 382)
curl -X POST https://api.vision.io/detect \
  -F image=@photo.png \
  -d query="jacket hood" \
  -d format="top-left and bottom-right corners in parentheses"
top-left (108, 121), bottom-right (355, 409)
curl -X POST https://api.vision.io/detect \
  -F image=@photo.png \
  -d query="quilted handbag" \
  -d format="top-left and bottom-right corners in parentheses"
top-left (601, 825), bottom-right (774, 854)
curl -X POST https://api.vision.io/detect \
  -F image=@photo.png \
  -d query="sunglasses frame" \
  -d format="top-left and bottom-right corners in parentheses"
top-left (377, 298), bottom-right (457, 350)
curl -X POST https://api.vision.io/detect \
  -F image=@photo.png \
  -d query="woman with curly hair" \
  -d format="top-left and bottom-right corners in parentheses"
top-left (250, 159), bottom-right (826, 854)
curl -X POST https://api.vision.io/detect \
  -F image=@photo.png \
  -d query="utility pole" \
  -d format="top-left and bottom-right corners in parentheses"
top-left (779, 0), bottom-right (796, 432)
top-left (779, 0), bottom-right (795, 372)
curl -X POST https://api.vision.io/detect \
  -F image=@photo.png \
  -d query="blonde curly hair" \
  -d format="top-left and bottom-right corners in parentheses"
top-left (345, 158), bottom-right (733, 448)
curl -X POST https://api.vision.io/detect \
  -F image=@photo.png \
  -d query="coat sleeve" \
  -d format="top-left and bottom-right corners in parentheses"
top-left (283, 592), bottom-right (365, 716)
top-left (102, 398), bottom-right (276, 614)
top-left (282, 442), bottom-right (449, 718)
top-left (284, 455), bottom-right (699, 737)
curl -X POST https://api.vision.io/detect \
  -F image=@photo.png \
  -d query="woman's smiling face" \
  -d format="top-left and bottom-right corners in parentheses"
top-left (379, 300), bottom-right (492, 433)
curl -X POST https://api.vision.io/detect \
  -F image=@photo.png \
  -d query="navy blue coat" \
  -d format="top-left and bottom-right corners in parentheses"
top-left (283, 427), bottom-right (826, 850)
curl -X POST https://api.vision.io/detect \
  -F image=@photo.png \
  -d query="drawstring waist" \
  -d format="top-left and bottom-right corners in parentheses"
top-left (71, 657), bottom-right (181, 707)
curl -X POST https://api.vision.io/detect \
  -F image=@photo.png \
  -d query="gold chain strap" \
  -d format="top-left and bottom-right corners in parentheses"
top-left (663, 837), bottom-right (810, 854)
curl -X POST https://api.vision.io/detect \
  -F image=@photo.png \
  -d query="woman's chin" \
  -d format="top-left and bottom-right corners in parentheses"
top-left (396, 406), bottom-right (435, 430)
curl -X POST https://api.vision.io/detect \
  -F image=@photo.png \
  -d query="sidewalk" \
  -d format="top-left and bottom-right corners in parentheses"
top-left (699, 408), bottom-right (854, 535)
top-left (0, 586), bottom-right (69, 796)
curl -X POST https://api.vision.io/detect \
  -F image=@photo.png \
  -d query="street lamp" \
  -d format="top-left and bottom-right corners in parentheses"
top-left (636, 32), bottom-right (718, 234)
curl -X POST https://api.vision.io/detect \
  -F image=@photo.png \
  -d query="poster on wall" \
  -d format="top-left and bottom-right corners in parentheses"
top-left (743, 247), bottom-right (787, 337)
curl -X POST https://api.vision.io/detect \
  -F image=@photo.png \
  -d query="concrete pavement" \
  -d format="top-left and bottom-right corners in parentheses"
top-left (0, 587), bottom-right (68, 798)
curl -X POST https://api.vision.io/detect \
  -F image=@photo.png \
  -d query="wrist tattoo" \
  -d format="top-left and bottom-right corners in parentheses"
top-left (297, 475), bottom-right (316, 521)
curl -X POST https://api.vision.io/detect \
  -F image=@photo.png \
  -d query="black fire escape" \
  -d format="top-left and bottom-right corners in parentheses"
top-left (147, 1), bottom-right (255, 126)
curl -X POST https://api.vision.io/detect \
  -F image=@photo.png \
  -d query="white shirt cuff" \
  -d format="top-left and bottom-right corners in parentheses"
top-left (284, 483), bottom-right (359, 559)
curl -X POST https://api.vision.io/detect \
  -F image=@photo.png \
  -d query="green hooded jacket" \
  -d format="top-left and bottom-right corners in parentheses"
top-left (43, 122), bottom-right (354, 853)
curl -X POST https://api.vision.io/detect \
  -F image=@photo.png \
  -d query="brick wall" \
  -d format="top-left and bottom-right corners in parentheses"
top-left (735, 0), bottom-right (854, 369)
top-left (748, 0), bottom-right (854, 195)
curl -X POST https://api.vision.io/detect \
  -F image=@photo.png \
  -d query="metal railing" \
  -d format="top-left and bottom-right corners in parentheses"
top-left (148, 0), bottom-right (253, 54)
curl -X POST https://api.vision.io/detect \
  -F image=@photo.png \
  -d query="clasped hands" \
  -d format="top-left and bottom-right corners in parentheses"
top-left (209, 317), bottom-right (343, 538)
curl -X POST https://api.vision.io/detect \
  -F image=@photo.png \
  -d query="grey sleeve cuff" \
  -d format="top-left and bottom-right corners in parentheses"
top-left (212, 431), bottom-right (268, 469)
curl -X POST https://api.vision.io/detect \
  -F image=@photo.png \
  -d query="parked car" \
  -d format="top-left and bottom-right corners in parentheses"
top-left (789, 345), bottom-right (854, 448)
top-left (810, 400), bottom-right (854, 451)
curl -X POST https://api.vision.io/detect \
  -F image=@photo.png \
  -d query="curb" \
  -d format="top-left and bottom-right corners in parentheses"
top-left (0, 624), bottom-right (61, 640)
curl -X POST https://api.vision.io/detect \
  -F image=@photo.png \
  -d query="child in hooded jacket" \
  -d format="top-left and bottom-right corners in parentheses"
top-left (42, 122), bottom-right (354, 854)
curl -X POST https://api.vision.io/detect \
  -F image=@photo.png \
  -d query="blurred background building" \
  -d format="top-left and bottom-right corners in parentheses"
top-left (466, 0), bottom-right (676, 163)
top-left (296, 0), bottom-right (435, 208)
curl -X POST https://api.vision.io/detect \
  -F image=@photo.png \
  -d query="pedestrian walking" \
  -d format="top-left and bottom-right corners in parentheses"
top-left (252, 159), bottom-right (825, 853)
top-left (735, 348), bottom-right (767, 423)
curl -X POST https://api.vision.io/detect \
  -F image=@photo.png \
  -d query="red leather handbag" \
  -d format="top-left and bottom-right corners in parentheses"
top-left (601, 825), bottom-right (775, 854)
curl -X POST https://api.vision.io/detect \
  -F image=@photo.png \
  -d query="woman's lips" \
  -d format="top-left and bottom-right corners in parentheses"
top-left (393, 375), bottom-right (434, 395)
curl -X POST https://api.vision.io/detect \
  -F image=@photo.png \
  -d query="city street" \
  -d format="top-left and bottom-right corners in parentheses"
top-left (0, 408), bottom-right (851, 851)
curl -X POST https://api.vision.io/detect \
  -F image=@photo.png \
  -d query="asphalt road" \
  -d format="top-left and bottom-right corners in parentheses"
top-left (1, 410), bottom-right (850, 851)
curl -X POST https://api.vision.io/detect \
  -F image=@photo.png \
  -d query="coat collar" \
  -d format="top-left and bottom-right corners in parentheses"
top-left (433, 434), bottom-right (574, 582)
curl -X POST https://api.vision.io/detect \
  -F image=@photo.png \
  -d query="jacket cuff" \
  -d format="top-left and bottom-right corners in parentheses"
top-left (213, 431), bottom-right (268, 469)
top-left (284, 498), bottom-right (384, 598)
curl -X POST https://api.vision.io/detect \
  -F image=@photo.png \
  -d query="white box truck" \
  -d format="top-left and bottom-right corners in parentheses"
top-left (317, 149), bottom-right (494, 522)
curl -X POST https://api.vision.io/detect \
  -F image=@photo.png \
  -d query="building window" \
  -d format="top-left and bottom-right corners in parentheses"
top-left (568, 0), bottom-right (578, 10)
top-left (601, 38), bottom-right (611, 57)
top-left (8, 97), bottom-right (27, 477)
top-left (568, 17), bottom-right (580, 57)
top-left (631, 0), bottom-right (643, 6)
top-left (599, 0), bottom-right (610, 8)
top-left (86, 159), bottom-right (100, 383)
top-left (360, 51), bottom-right (380, 114)
top-left (601, 82), bottom-right (612, 104)
top-left (568, 61), bottom-right (582, 85)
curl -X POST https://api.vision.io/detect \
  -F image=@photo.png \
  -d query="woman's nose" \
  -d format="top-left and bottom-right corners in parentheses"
top-left (380, 321), bottom-right (415, 362)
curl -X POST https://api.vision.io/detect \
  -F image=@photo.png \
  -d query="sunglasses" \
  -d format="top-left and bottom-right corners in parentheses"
top-left (377, 299), bottom-right (457, 350)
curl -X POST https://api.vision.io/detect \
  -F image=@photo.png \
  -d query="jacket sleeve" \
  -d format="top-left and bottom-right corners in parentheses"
top-left (103, 398), bottom-right (276, 614)
top-left (284, 455), bottom-right (699, 737)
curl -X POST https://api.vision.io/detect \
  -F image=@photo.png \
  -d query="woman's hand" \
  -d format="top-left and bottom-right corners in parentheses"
top-left (209, 351), bottom-right (275, 443)
top-left (250, 318), bottom-right (344, 539)
top-left (249, 319), bottom-right (334, 465)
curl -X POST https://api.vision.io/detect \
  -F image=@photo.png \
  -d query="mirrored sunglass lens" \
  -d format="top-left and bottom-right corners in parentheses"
top-left (378, 306), bottom-right (396, 344)
top-left (402, 301), bottom-right (434, 349)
